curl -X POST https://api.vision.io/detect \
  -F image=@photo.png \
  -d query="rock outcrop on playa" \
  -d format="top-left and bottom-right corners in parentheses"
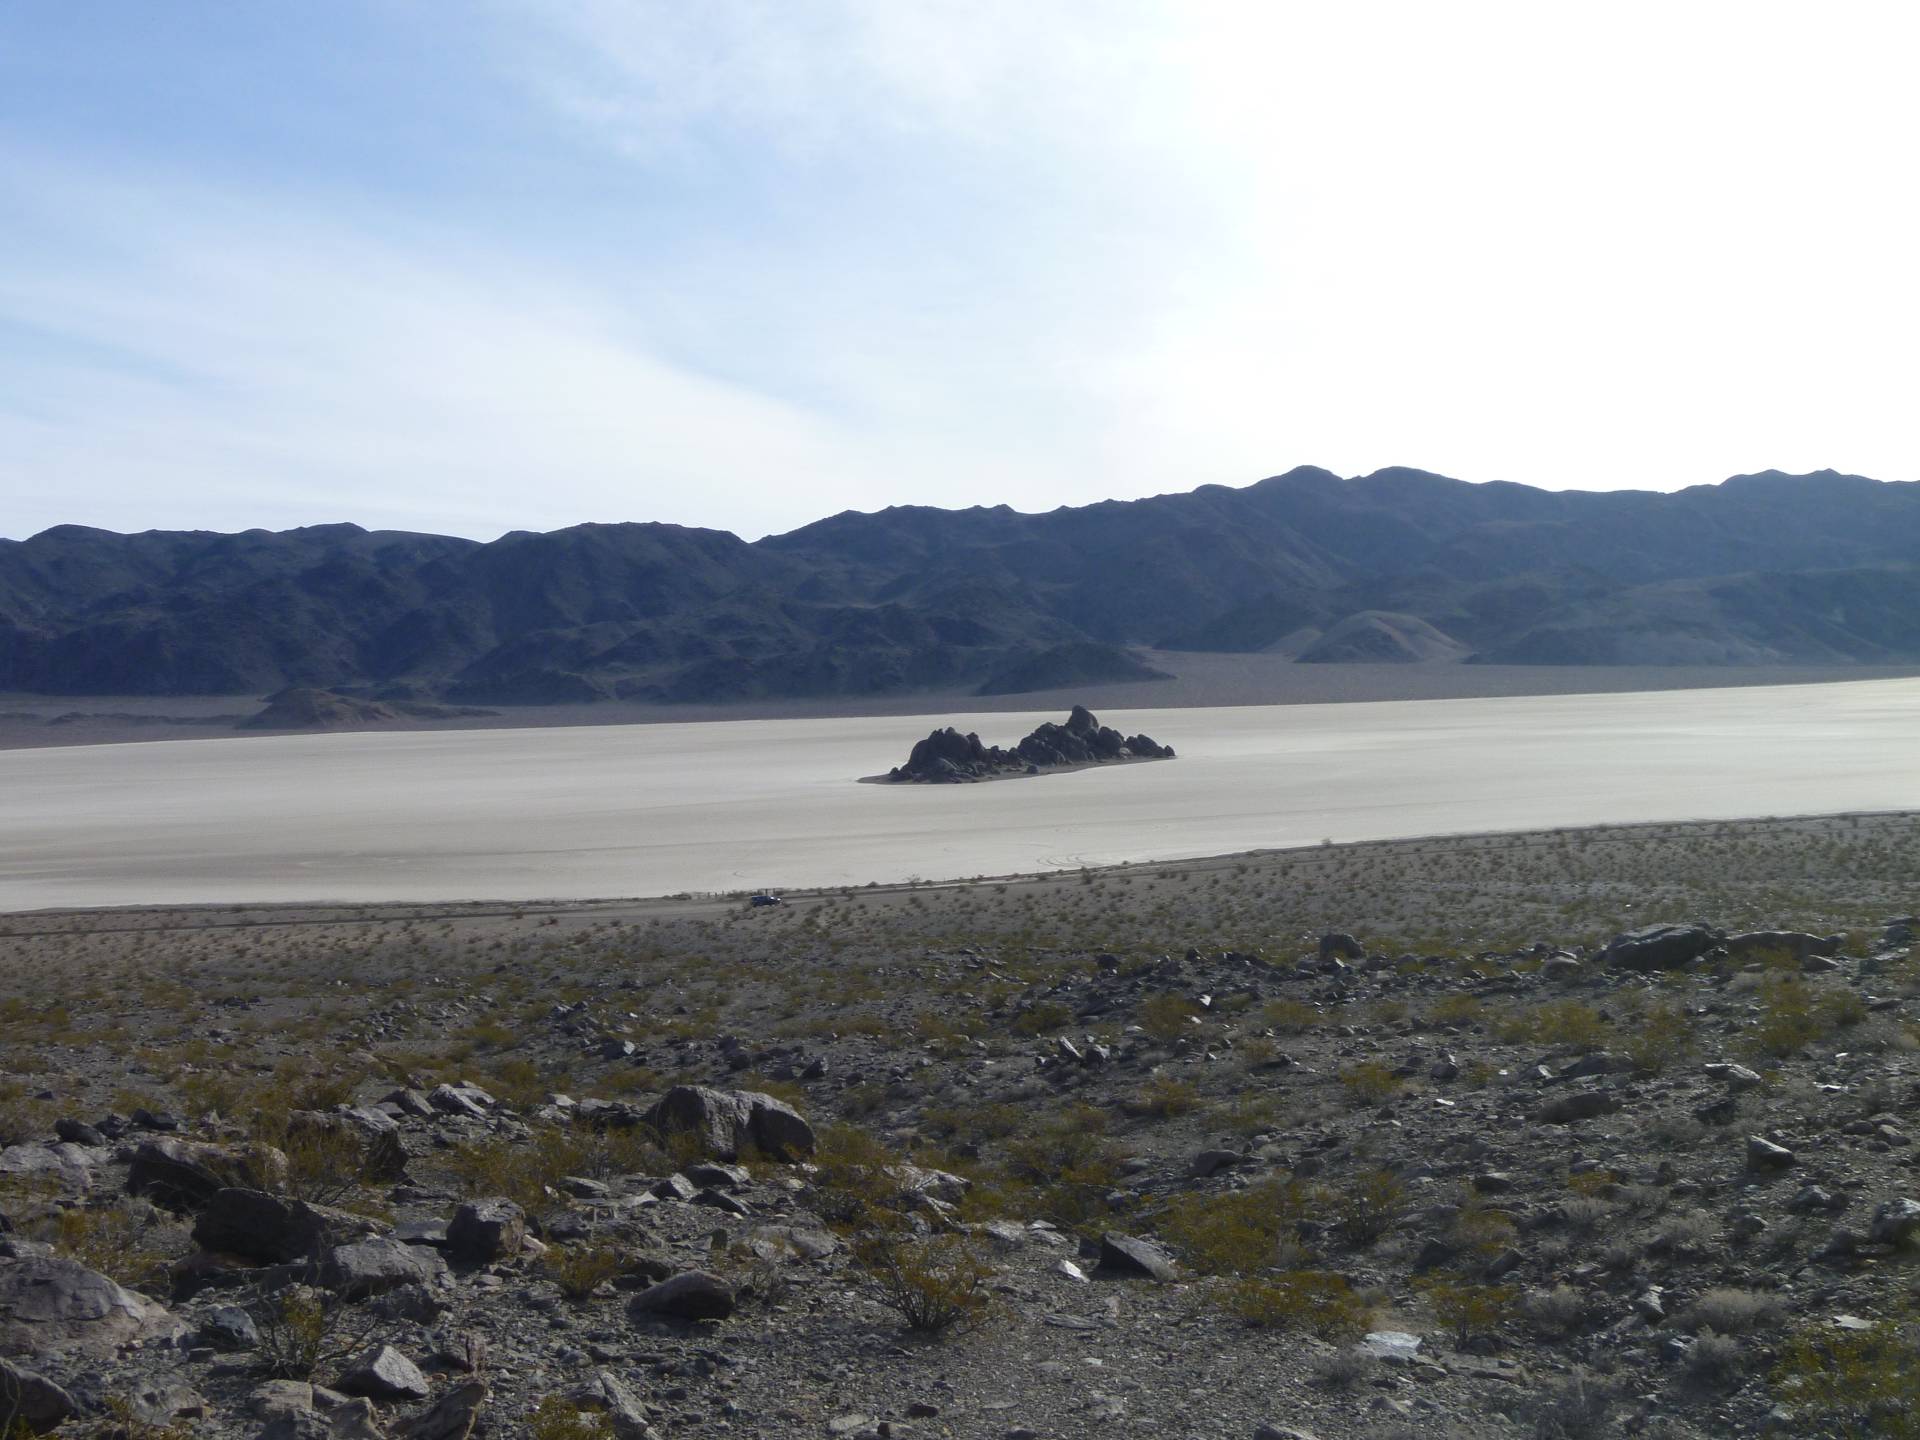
top-left (885, 704), bottom-right (1174, 783)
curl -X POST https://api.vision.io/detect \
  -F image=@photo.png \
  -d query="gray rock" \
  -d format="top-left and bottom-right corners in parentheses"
top-left (1536, 1089), bottom-right (1621, 1124)
top-left (321, 1238), bottom-right (449, 1299)
top-left (194, 1188), bottom-right (387, 1265)
top-left (202, 1303), bottom-right (263, 1350)
top-left (1095, 1232), bottom-right (1178, 1282)
top-left (573, 1370), bottom-right (654, 1439)
top-left (1869, 1198), bottom-right (1920, 1246)
top-left (1254, 1427), bottom-right (1323, 1440)
top-left (127, 1137), bottom-right (284, 1210)
top-left (426, 1084), bottom-right (492, 1121)
top-left (52, 1118), bottom-right (105, 1147)
top-left (445, 1199), bottom-right (525, 1263)
top-left (1724, 930), bottom-right (1840, 960)
top-left (640, 1085), bottom-right (816, 1161)
top-left (392, 1378), bottom-right (488, 1440)
top-left (628, 1270), bottom-right (736, 1321)
top-left (1319, 932), bottom-right (1365, 962)
top-left (1601, 924), bottom-right (1723, 972)
top-left (0, 1357), bottom-right (75, 1433)
top-left (0, 1143), bottom-right (95, 1195)
top-left (336, 1343), bottom-right (431, 1402)
top-left (1746, 1136), bottom-right (1797, 1171)
top-left (0, 1254), bottom-right (186, 1357)
top-left (1190, 1149), bottom-right (1245, 1178)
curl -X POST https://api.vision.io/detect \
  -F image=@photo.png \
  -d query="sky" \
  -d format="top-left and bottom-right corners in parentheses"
top-left (3, 2), bottom-right (1918, 543)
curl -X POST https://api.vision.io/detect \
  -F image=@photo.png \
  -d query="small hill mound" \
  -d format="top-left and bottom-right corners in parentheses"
top-left (1296, 611), bottom-right (1470, 664)
top-left (240, 688), bottom-right (398, 731)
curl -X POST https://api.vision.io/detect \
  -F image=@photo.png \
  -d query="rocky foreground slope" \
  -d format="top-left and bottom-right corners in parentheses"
top-left (2, 813), bottom-right (1920, 1439)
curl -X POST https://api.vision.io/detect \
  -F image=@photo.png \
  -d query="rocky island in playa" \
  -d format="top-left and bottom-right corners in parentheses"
top-left (878, 704), bottom-right (1175, 783)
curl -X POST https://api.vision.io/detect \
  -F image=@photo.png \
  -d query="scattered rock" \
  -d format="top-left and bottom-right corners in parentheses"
top-left (335, 1343), bottom-right (431, 1402)
top-left (1095, 1233), bottom-right (1178, 1282)
top-left (628, 1271), bottom-right (736, 1321)
top-left (445, 1200), bottom-right (526, 1263)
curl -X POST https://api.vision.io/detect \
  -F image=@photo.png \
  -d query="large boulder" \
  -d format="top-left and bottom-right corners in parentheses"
top-left (193, 1188), bottom-right (388, 1265)
top-left (445, 1200), bottom-right (525, 1263)
top-left (1600, 924), bottom-right (1724, 972)
top-left (127, 1138), bottom-right (285, 1211)
top-left (319, 1239), bottom-right (448, 1300)
top-left (0, 1255), bottom-right (186, 1358)
top-left (0, 1143), bottom-right (98, 1195)
top-left (0, 1357), bottom-right (75, 1433)
top-left (628, 1271), bottom-right (735, 1321)
top-left (641, 1086), bottom-right (815, 1162)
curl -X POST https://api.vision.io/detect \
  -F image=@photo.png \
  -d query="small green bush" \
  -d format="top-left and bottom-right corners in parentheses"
top-left (1226, 1271), bottom-right (1372, 1339)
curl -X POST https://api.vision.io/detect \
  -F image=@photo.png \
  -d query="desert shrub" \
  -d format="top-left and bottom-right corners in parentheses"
top-left (1226, 1271), bottom-right (1372, 1339)
top-left (1624, 1000), bottom-right (1695, 1074)
top-left (1653, 1210), bottom-right (1719, 1258)
top-left (1772, 1305), bottom-right (1920, 1437)
top-left (1333, 1169), bottom-right (1406, 1247)
top-left (277, 1122), bottom-right (376, 1209)
top-left (1452, 1192), bottom-right (1520, 1261)
top-left (1157, 1176), bottom-right (1312, 1276)
top-left (527, 1397), bottom-right (614, 1440)
top-left (1522, 1284), bottom-right (1587, 1338)
top-left (251, 1283), bottom-right (376, 1381)
top-left (546, 1241), bottom-right (627, 1302)
top-left (1127, 1074), bottom-right (1201, 1118)
top-left (1011, 1000), bottom-right (1072, 1035)
top-left (1339, 1062), bottom-right (1403, 1107)
top-left (1309, 1346), bottom-right (1376, 1390)
top-left (809, 1123), bottom-right (905, 1232)
top-left (1751, 983), bottom-right (1820, 1059)
top-left (1683, 1330), bottom-right (1748, 1391)
top-left (1525, 1371), bottom-right (1616, 1440)
top-left (1531, 1000), bottom-right (1609, 1052)
top-left (1260, 999), bottom-right (1319, 1032)
top-left (1419, 1275), bottom-right (1516, 1350)
top-left (40, 1202), bottom-right (178, 1293)
top-left (921, 1102), bottom-right (1022, 1146)
top-left (1683, 1287), bottom-right (1782, 1335)
top-left (1137, 992), bottom-right (1198, 1042)
top-left (999, 1105), bottom-right (1127, 1233)
top-left (1428, 993), bottom-right (1485, 1026)
top-left (854, 1232), bottom-right (992, 1335)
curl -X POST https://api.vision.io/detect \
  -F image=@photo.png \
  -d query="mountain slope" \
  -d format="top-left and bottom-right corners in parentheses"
top-left (2, 469), bottom-right (1916, 701)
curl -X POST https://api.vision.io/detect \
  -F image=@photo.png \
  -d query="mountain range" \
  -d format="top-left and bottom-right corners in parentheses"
top-left (3, 466), bottom-right (1917, 703)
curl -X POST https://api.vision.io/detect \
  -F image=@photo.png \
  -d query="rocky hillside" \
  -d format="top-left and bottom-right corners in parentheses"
top-left (2, 813), bottom-right (1919, 1437)
top-left (2, 469), bottom-right (1918, 704)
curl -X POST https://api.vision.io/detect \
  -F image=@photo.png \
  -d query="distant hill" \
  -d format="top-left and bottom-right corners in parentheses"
top-left (3, 468), bottom-right (1917, 702)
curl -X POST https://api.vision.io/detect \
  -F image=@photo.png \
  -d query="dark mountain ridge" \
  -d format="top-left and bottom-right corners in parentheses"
top-left (3, 468), bottom-right (1916, 702)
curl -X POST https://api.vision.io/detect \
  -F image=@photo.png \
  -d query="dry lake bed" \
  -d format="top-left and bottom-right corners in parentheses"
top-left (2, 677), bottom-right (1917, 910)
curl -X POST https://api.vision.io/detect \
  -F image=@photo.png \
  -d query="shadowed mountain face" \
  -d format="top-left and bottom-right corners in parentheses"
top-left (2, 468), bottom-right (1917, 701)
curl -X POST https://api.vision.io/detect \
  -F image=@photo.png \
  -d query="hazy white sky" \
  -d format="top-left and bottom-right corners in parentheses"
top-left (3, 2), bottom-right (1917, 541)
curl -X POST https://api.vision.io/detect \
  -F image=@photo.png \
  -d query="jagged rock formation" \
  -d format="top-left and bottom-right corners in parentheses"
top-left (885, 704), bottom-right (1174, 782)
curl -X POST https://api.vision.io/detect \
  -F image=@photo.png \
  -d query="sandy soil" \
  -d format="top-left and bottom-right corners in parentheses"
top-left (4, 654), bottom-right (1919, 749)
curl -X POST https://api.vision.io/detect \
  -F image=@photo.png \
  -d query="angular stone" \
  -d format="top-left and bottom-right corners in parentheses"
top-left (640, 1086), bottom-right (816, 1162)
top-left (1869, 1198), bottom-right (1920, 1246)
top-left (1746, 1136), bottom-right (1797, 1172)
top-left (321, 1238), bottom-right (448, 1299)
top-left (628, 1270), bottom-right (735, 1321)
top-left (1095, 1233), bottom-right (1178, 1282)
top-left (0, 1143), bottom-right (95, 1195)
top-left (393, 1379), bottom-right (488, 1440)
top-left (1601, 924), bottom-right (1722, 972)
top-left (0, 1254), bottom-right (185, 1358)
top-left (1535, 1089), bottom-right (1621, 1124)
top-left (336, 1343), bottom-right (431, 1402)
top-left (445, 1199), bottom-right (525, 1263)
top-left (0, 1357), bottom-right (75, 1434)
top-left (194, 1188), bottom-right (387, 1265)
top-left (127, 1138), bottom-right (285, 1211)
